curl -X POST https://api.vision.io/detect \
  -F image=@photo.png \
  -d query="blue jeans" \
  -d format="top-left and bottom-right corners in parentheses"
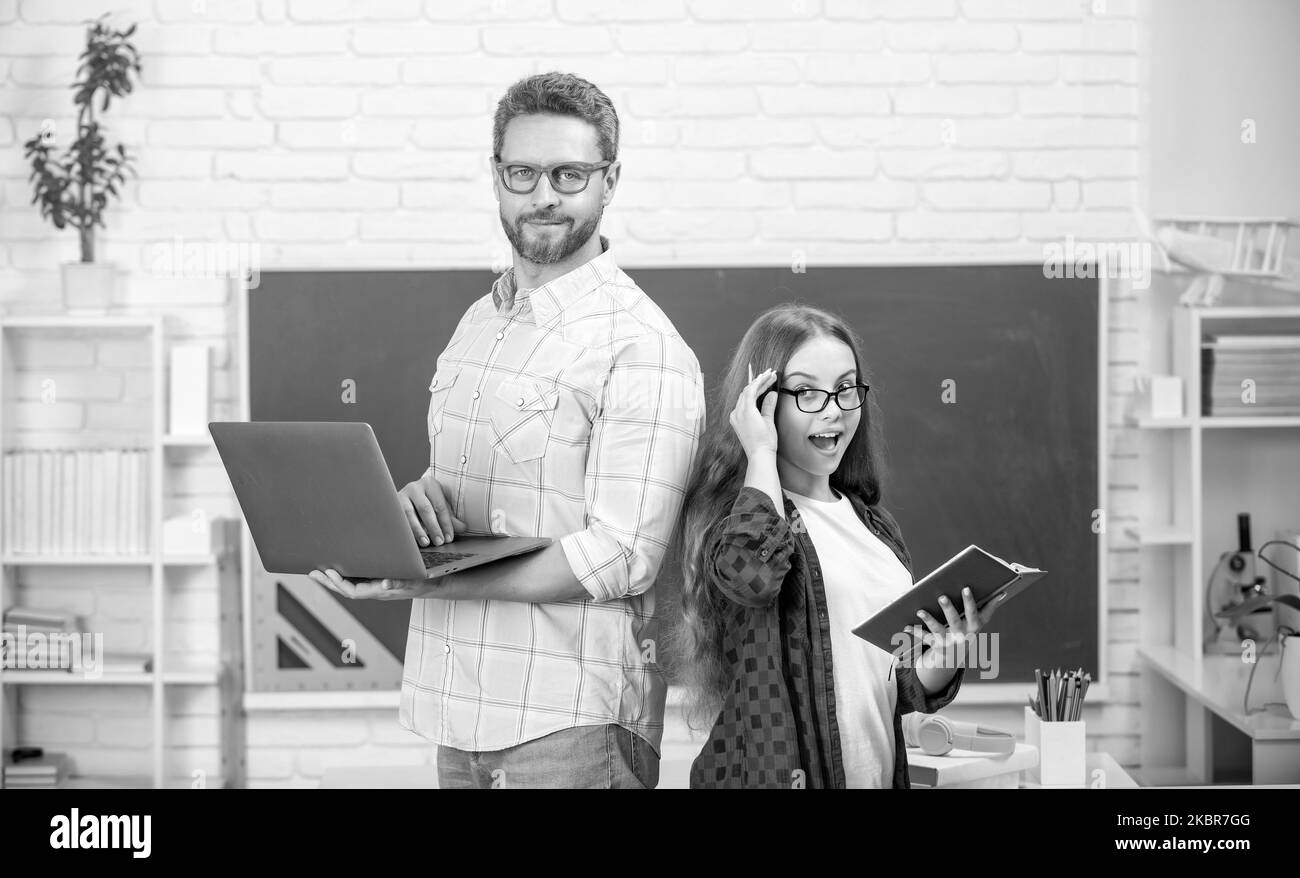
top-left (436, 723), bottom-right (659, 789)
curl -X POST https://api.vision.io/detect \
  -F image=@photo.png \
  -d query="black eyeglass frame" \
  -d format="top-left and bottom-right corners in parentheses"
top-left (770, 383), bottom-right (871, 414)
top-left (492, 155), bottom-right (613, 195)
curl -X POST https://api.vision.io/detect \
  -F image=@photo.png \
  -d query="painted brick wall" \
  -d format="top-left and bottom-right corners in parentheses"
top-left (0, 0), bottom-right (1144, 787)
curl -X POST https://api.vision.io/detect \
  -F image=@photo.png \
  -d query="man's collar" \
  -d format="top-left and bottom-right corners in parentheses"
top-left (491, 234), bottom-right (615, 323)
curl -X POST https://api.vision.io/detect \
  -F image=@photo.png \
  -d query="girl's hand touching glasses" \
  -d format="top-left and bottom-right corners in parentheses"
top-left (730, 364), bottom-right (779, 459)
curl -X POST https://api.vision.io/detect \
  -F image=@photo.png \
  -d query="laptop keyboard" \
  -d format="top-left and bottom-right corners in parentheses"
top-left (420, 549), bottom-right (474, 567)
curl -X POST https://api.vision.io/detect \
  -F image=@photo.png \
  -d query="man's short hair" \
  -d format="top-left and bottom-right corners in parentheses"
top-left (493, 72), bottom-right (619, 163)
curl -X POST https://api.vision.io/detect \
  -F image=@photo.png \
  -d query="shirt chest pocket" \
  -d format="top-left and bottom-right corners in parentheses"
top-left (487, 376), bottom-right (559, 464)
top-left (427, 366), bottom-right (461, 437)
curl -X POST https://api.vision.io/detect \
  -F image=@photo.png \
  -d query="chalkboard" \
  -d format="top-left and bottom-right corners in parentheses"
top-left (248, 264), bottom-right (1099, 690)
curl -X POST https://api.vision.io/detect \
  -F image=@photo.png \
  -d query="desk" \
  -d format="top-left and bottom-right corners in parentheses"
top-left (1020, 751), bottom-right (1138, 789)
top-left (1139, 646), bottom-right (1300, 785)
top-left (914, 748), bottom-right (1138, 789)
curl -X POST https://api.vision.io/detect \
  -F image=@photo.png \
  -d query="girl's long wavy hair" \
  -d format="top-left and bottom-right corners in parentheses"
top-left (670, 303), bottom-right (889, 728)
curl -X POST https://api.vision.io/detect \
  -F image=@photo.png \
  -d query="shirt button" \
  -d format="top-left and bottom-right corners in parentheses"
top-left (495, 332), bottom-right (504, 340)
top-left (459, 455), bottom-right (467, 464)
top-left (516, 398), bottom-right (524, 407)
top-left (759, 548), bottom-right (769, 558)
top-left (443, 644), bottom-right (451, 654)
top-left (472, 390), bottom-right (480, 400)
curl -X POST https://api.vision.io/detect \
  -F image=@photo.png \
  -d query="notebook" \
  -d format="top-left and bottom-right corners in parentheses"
top-left (906, 743), bottom-right (1038, 788)
top-left (852, 544), bottom-right (1046, 655)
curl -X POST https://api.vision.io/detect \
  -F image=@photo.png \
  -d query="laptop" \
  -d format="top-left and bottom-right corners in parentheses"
top-left (208, 421), bottom-right (551, 580)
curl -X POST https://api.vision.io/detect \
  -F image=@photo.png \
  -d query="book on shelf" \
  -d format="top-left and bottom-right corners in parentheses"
top-left (3, 606), bottom-right (82, 631)
top-left (1201, 336), bottom-right (1300, 416)
top-left (2, 607), bottom-right (82, 671)
top-left (75, 449), bottom-right (89, 555)
top-left (3, 751), bottom-right (71, 787)
top-left (97, 651), bottom-right (153, 674)
top-left (3, 448), bottom-right (149, 556)
top-left (61, 451), bottom-right (74, 553)
top-left (38, 450), bottom-right (49, 553)
top-left (1205, 334), bottom-right (1300, 349)
top-left (90, 449), bottom-right (104, 553)
top-left (2, 608), bottom-right (153, 676)
top-left (1, 639), bottom-right (76, 671)
top-left (124, 451), bottom-right (135, 553)
top-left (2, 451), bottom-right (11, 554)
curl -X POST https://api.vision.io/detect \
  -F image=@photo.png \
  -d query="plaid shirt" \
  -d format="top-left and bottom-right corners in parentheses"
top-left (399, 237), bottom-right (705, 753)
top-left (690, 486), bottom-right (965, 788)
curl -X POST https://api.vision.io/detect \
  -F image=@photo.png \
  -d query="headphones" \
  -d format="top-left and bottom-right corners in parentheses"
top-left (903, 712), bottom-right (1016, 756)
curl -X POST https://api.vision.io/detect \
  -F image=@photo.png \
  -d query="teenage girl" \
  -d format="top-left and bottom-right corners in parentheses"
top-left (675, 303), bottom-right (1000, 788)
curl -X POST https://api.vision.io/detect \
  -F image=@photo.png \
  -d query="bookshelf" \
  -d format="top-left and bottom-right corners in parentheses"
top-left (0, 312), bottom-right (244, 790)
top-left (1130, 279), bottom-right (1300, 785)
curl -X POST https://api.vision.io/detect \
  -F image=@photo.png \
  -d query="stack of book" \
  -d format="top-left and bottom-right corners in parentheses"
top-left (1202, 335), bottom-right (1300, 417)
top-left (1, 607), bottom-right (81, 672)
top-left (2, 448), bottom-right (151, 555)
top-left (3, 751), bottom-right (70, 788)
top-left (2, 606), bottom-right (152, 675)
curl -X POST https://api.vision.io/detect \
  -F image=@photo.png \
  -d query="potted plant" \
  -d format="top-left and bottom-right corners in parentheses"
top-left (23, 14), bottom-right (141, 312)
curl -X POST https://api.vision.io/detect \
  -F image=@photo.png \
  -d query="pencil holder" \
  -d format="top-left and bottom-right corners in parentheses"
top-left (1024, 707), bottom-right (1086, 786)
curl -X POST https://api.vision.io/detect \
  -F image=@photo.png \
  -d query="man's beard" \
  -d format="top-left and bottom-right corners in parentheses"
top-left (501, 204), bottom-right (602, 265)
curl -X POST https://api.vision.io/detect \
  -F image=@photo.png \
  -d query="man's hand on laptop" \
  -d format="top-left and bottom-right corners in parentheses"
top-left (398, 473), bottom-right (467, 547)
top-left (308, 568), bottom-right (439, 600)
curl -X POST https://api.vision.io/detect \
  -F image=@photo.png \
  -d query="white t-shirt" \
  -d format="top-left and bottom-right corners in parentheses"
top-left (784, 487), bottom-right (915, 789)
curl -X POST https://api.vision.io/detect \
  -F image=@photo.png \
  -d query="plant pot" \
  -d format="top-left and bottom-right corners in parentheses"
top-left (60, 261), bottom-right (118, 313)
top-left (1283, 633), bottom-right (1300, 721)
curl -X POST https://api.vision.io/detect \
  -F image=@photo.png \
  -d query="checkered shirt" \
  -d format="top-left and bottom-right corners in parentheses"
top-left (690, 485), bottom-right (965, 788)
top-left (399, 237), bottom-right (705, 754)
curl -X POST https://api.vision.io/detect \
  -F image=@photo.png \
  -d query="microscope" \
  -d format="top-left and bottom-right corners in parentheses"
top-left (1207, 513), bottom-right (1273, 651)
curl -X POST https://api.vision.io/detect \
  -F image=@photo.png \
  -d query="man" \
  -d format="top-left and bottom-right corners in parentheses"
top-left (310, 72), bottom-right (705, 788)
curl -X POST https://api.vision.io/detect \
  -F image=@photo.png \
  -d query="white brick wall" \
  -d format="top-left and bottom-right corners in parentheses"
top-left (0, 0), bottom-right (1150, 786)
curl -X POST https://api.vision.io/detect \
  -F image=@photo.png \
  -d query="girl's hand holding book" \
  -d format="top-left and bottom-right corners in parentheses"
top-left (905, 586), bottom-right (1003, 670)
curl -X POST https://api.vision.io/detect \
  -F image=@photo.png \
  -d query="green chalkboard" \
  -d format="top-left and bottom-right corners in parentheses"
top-left (249, 264), bottom-right (1099, 689)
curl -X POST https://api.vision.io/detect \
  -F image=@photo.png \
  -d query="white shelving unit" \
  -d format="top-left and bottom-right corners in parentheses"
top-left (0, 314), bottom-right (243, 790)
top-left (1131, 282), bottom-right (1300, 785)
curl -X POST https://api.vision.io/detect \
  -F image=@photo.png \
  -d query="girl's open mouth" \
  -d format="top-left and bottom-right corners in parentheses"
top-left (809, 431), bottom-right (841, 452)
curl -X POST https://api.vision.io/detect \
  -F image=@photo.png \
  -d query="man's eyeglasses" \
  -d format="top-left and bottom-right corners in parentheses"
top-left (493, 156), bottom-right (612, 195)
top-left (771, 383), bottom-right (871, 414)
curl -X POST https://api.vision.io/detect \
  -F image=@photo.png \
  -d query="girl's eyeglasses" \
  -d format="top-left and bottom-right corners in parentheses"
top-left (771, 383), bottom-right (871, 414)
top-left (493, 156), bottom-right (612, 195)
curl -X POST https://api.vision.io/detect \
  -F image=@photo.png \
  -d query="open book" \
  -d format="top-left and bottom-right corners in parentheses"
top-left (852, 545), bottom-right (1046, 655)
